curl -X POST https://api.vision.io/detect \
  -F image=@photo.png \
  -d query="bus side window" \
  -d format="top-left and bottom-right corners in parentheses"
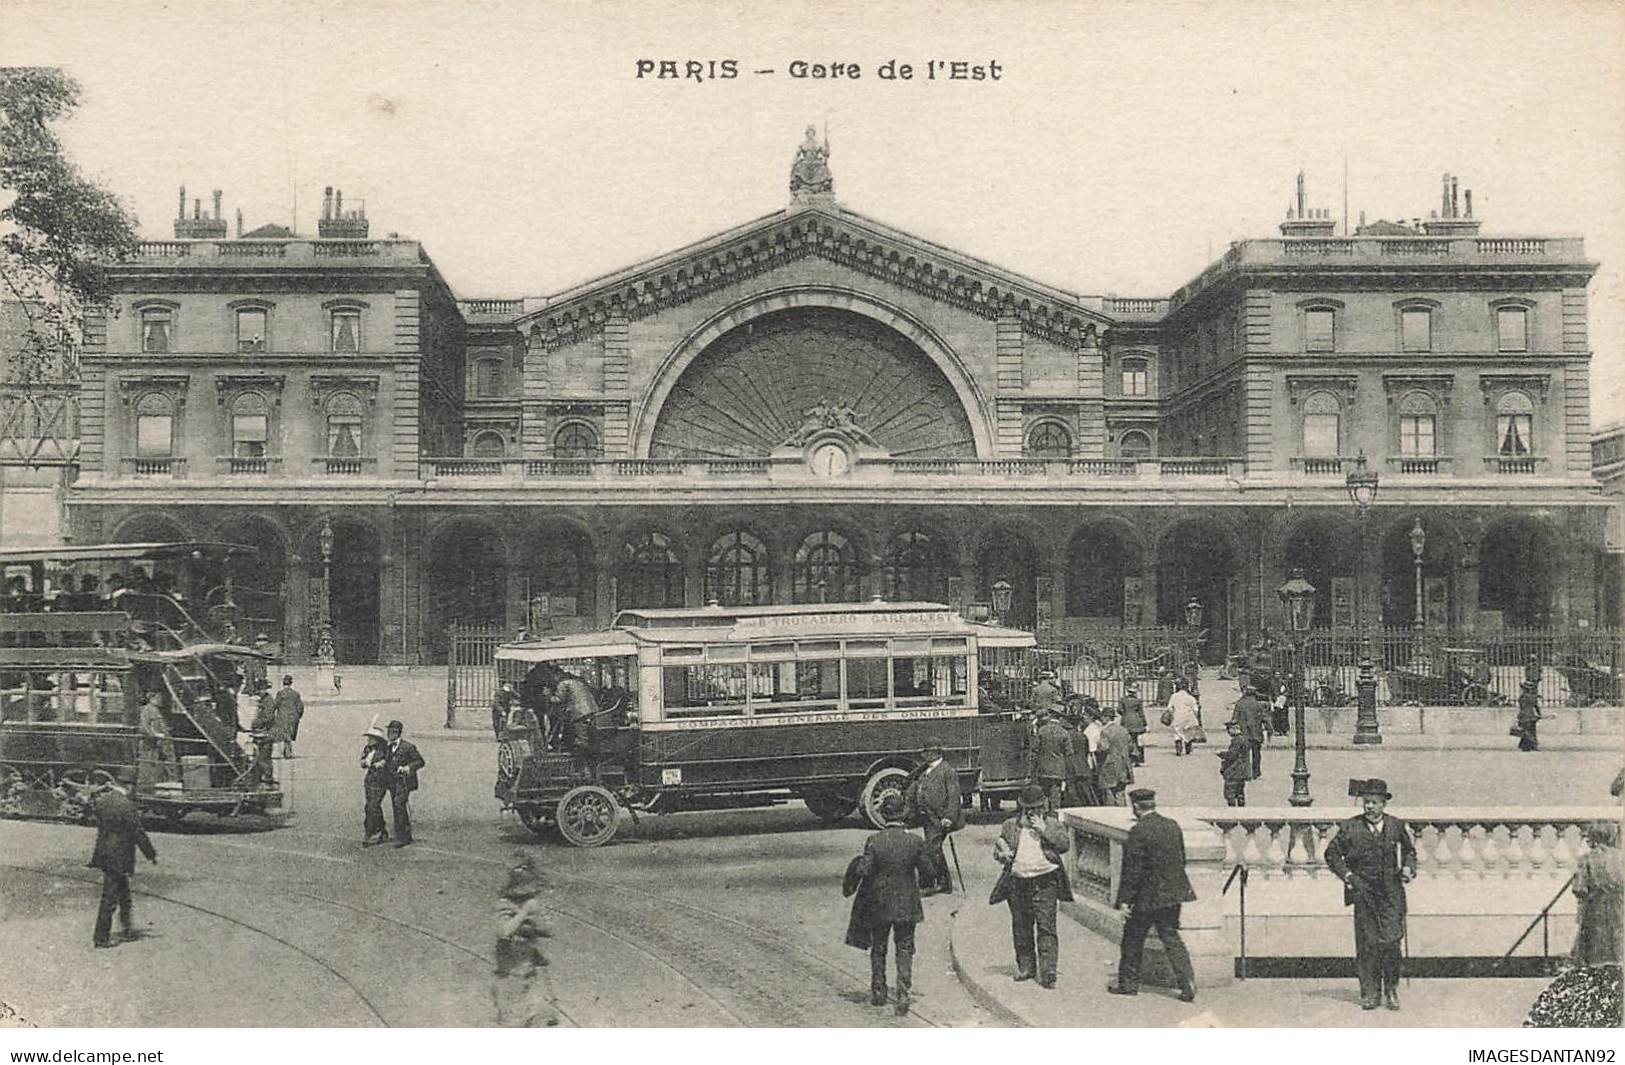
top-left (662, 663), bottom-right (746, 718)
top-left (845, 657), bottom-right (888, 710)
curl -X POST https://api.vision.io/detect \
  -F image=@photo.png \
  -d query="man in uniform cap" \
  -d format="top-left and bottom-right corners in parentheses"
top-left (1109, 788), bottom-right (1198, 1001)
top-left (1030, 670), bottom-right (1061, 714)
top-left (1323, 779), bottom-right (1416, 1011)
top-left (1027, 709), bottom-right (1074, 811)
top-left (87, 767), bottom-right (157, 948)
top-left (991, 783), bottom-right (1073, 988)
top-left (857, 792), bottom-right (935, 1014)
top-left (904, 737), bottom-right (963, 896)
top-left (1118, 683), bottom-right (1148, 766)
top-left (1228, 683), bottom-right (1268, 779)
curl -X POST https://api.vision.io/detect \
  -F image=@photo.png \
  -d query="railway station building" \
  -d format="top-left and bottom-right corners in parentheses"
top-left (62, 140), bottom-right (1618, 664)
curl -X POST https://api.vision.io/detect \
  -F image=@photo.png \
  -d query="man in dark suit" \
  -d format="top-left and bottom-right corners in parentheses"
top-left (904, 737), bottom-right (964, 896)
top-left (1109, 788), bottom-right (1198, 1001)
top-left (1118, 683), bottom-right (1148, 766)
top-left (383, 720), bottom-right (427, 847)
top-left (1228, 684), bottom-right (1268, 779)
top-left (991, 783), bottom-right (1073, 988)
top-left (1323, 778), bottom-right (1417, 1011)
top-left (1027, 709), bottom-right (1074, 810)
top-left (859, 793), bottom-right (935, 1015)
top-left (88, 767), bottom-right (157, 948)
top-left (270, 674), bottom-right (305, 759)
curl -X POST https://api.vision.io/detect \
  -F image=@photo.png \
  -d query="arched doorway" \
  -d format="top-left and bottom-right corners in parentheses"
top-left (1479, 515), bottom-right (1563, 628)
top-left (211, 515), bottom-right (289, 646)
top-left (1282, 518), bottom-right (1351, 629)
top-left (522, 521), bottom-right (595, 631)
top-left (1157, 521), bottom-right (1238, 658)
top-left (618, 530), bottom-right (684, 609)
top-left (1379, 515), bottom-right (1459, 629)
top-left (884, 529), bottom-right (952, 603)
top-left (1065, 523), bottom-right (1143, 622)
top-left (110, 512), bottom-right (191, 544)
top-left (425, 519), bottom-right (507, 662)
top-left (792, 529), bottom-right (866, 603)
top-left (704, 529), bottom-right (773, 606)
top-left (305, 518), bottom-right (381, 665)
top-left (977, 529), bottom-right (1038, 630)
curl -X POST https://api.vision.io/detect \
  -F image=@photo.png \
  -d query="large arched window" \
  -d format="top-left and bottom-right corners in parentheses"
top-left (1496, 391), bottom-right (1535, 456)
top-left (793, 530), bottom-right (860, 603)
top-left (231, 392), bottom-right (269, 459)
top-left (706, 531), bottom-right (771, 606)
top-left (553, 422), bottom-right (600, 459)
top-left (1118, 429), bottom-right (1153, 460)
top-left (620, 531), bottom-right (684, 609)
top-left (1302, 392), bottom-right (1341, 457)
top-left (1398, 392), bottom-right (1437, 457)
top-left (325, 392), bottom-right (366, 457)
top-left (134, 394), bottom-right (173, 457)
top-left (1025, 421), bottom-right (1071, 458)
top-left (884, 531), bottom-right (948, 602)
top-left (469, 430), bottom-right (506, 458)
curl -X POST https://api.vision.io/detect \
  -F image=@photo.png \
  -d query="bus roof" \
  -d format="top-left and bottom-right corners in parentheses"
top-left (0, 541), bottom-right (255, 565)
top-left (611, 600), bottom-right (957, 628)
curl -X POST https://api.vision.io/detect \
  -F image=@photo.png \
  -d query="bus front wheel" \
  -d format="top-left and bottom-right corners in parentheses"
top-left (555, 785), bottom-right (620, 847)
top-left (858, 766), bottom-right (913, 830)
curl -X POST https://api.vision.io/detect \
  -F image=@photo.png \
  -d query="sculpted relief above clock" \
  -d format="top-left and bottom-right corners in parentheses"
top-left (648, 307), bottom-right (977, 460)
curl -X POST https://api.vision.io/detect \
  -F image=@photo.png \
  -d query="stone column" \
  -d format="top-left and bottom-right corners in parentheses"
top-left (286, 551), bottom-right (307, 662)
top-left (595, 543), bottom-right (618, 627)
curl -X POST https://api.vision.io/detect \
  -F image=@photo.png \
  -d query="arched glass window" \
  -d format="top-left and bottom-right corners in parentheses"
top-left (326, 393), bottom-right (365, 457)
top-left (231, 392), bottom-right (269, 459)
top-left (1119, 430), bottom-right (1153, 460)
top-left (469, 430), bottom-right (505, 458)
top-left (793, 530), bottom-right (860, 603)
top-left (1302, 392), bottom-right (1341, 457)
top-left (1121, 358), bottom-right (1149, 397)
top-left (553, 422), bottom-right (600, 459)
top-left (620, 531), bottom-right (684, 609)
top-left (885, 531), bottom-right (947, 602)
top-left (1496, 392), bottom-right (1535, 456)
top-left (706, 531), bottom-right (771, 606)
top-left (1398, 392), bottom-right (1437, 457)
top-left (135, 394), bottom-right (173, 457)
top-left (1026, 421), bottom-right (1071, 458)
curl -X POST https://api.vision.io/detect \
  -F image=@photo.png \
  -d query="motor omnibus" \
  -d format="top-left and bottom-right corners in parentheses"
top-left (0, 542), bottom-right (284, 823)
top-left (492, 600), bottom-right (1035, 846)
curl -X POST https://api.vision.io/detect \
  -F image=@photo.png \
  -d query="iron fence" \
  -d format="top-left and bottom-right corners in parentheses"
top-left (980, 628), bottom-right (1204, 708)
top-left (445, 622), bottom-right (508, 728)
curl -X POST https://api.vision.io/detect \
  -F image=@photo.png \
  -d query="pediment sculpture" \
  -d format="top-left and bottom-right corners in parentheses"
top-left (783, 397), bottom-right (878, 448)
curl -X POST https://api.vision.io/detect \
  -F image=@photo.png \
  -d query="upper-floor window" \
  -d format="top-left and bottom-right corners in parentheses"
top-left (553, 422), bottom-right (600, 459)
top-left (1398, 392), bottom-right (1438, 457)
top-left (325, 392), bottom-right (365, 457)
top-left (134, 394), bottom-right (173, 457)
top-left (1302, 392), bottom-right (1341, 457)
top-left (1400, 307), bottom-right (1433, 353)
top-left (1496, 392), bottom-right (1535, 455)
top-left (140, 308), bottom-right (172, 354)
top-left (1496, 306), bottom-right (1529, 353)
top-left (235, 308), bottom-right (267, 353)
top-left (1118, 429), bottom-right (1153, 460)
top-left (231, 392), bottom-right (269, 458)
top-left (475, 358), bottom-right (504, 398)
top-left (1025, 421), bottom-right (1071, 458)
top-left (1121, 358), bottom-right (1149, 397)
top-left (1305, 309), bottom-right (1335, 353)
top-left (330, 309), bottom-right (361, 353)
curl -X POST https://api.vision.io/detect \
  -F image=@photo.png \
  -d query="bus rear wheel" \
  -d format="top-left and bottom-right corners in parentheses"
top-left (858, 766), bottom-right (913, 830)
top-left (802, 788), bottom-right (858, 824)
top-left (555, 785), bottom-right (620, 847)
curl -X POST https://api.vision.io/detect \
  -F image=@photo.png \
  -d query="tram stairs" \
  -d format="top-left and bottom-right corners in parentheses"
top-left (160, 659), bottom-right (257, 783)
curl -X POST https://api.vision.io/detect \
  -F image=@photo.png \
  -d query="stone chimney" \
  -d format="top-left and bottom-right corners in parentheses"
top-left (1421, 172), bottom-right (1483, 235)
top-left (173, 182), bottom-right (228, 238)
top-left (318, 184), bottom-right (371, 238)
top-left (1279, 170), bottom-right (1337, 237)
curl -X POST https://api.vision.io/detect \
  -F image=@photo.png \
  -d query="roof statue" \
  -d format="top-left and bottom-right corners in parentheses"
top-left (789, 125), bottom-right (834, 204)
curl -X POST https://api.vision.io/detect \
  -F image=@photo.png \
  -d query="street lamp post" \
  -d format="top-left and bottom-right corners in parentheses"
top-left (1278, 569), bottom-right (1317, 808)
top-left (991, 578), bottom-right (1013, 628)
top-left (1346, 468), bottom-right (1382, 745)
top-left (1409, 519), bottom-right (1427, 631)
top-left (1183, 596), bottom-right (1204, 700)
top-left (315, 516), bottom-right (336, 689)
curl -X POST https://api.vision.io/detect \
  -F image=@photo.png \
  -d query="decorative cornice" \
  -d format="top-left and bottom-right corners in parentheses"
top-left (1478, 372), bottom-right (1551, 406)
top-left (215, 374), bottom-right (286, 406)
top-left (1382, 373), bottom-right (1454, 407)
top-left (521, 210), bottom-right (1109, 353)
top-left (308, 373), bottom-right (379, 407)
top-left (1286, 373), bottom-right (1359, 407)
top-left (117, 373), bottom-right (190, 407)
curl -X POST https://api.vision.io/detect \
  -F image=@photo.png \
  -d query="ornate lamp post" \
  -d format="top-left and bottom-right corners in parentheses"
top-left (315, 516), bottom-right (336, 686)
top-left (1278, 569), bottom-right (1317, 807)
top-left (991, 578), bottom-right (1013, 628)
top-left (1346, 468), bottom-right (1382, 745)
top-left (1409, 519), bottom-right (1427, 631)
top-left (1183, 596), bottom-right (1204, 699)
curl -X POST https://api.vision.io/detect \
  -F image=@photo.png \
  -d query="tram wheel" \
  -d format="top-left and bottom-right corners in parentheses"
top-left (801, 789), bottom-right (858, 824)
top-left (555, 785), bottom-right (620, 847)
top-left (858, 766), bottom-right (914, 830)
top-left (516, 805), bottom-right (550, 838)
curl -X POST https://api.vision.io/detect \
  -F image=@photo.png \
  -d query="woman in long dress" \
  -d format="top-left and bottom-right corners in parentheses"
top-left (1571, 821), bottom-right (1623, 967)
top-left (359, 723), bottom-right (390, 846)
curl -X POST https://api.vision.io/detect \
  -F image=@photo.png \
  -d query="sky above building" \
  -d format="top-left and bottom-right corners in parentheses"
top-left (5, 0), bottom-right (1622, 422)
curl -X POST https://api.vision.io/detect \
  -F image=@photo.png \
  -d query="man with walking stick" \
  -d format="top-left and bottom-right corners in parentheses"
top-left (905, 737), bottom-right (965, 895)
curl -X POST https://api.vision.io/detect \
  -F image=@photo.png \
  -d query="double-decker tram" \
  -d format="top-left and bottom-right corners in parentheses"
top-left (493, 600), bottom-right (1034, 846)
top-left (0, 542), bottom-right (283, 823)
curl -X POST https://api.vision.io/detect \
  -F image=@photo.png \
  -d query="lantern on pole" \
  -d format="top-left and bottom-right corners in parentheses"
top-left (1277, 569), bottom-right (1317, 807)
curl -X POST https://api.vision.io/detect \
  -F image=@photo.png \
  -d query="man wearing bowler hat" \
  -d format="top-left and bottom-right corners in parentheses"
top-left (857, 793), bottom-right (935, 1015)
top-left (1108, 788), bottom-right (1198, 1001)
top-left (904, 737), bottom-right (963, 896)
top-left (1323, 778), bottom-right (1417, 1011)
top-left (87, 767), bottom-right (157, 948)
top-left (991, 783), bottom-right (1073, 988)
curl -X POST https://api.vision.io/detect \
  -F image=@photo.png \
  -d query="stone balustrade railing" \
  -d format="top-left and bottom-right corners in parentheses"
top-left (418, 455), bottom-right (1249, 482)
